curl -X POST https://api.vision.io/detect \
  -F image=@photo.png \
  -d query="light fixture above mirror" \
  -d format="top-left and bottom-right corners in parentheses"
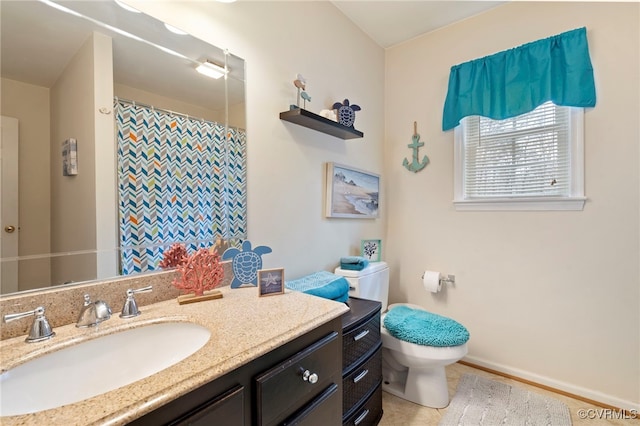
top-left (196, 61), bottom-right (229, 80)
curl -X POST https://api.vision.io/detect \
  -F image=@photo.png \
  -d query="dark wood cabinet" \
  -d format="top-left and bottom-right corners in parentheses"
top-left (128, 317), bottom-right (343, 426)
top-left (341, 298), bottom-right (383, 425)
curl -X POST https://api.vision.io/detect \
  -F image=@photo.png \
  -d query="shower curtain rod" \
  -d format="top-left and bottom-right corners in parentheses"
top-left (115, 97), bottom-right (245, 132)
top-left (115, 96), bottom-right (215, 125)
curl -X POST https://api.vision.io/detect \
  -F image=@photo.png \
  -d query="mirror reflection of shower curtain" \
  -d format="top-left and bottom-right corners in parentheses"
top-left (115, 100), bottom-right (246, 275)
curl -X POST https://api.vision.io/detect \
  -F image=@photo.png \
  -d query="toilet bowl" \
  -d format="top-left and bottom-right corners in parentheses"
top-left (380, 303), bottom-right (468, 408)
top-left (334, 264), bottom-right (469, 409)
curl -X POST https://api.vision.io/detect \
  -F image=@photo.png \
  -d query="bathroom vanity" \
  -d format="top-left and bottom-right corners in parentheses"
top-left (0, 286), bottom-right (349, 425)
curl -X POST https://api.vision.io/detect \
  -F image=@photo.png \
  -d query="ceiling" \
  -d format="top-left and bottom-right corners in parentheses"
top-left (331, 1), bottom-right (505, 48)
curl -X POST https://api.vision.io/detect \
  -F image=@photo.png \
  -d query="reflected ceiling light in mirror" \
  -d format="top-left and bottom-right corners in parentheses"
top-left (114, 0), bottom-right (141, 13)
top-left (39, 0), bottom-right (82, 17)
top-left (196, 61), bottom-right (228, 79)
top-left (164, 23), bottom-right (188, 35)
top-left (38, 0), bottom-right (194, 63)
top-left (216, 0), bottom-right (237, 3)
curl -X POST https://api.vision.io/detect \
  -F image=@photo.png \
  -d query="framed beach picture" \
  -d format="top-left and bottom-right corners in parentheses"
top-left (361, 239), bottom-right (382, 261)
top-left (325, 163), bottom-right (380, 219)
top-left (258, 268), bottom-right (285, 297)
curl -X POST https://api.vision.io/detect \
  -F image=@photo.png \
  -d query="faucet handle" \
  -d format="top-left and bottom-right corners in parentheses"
top-left (3, 306), bottom-right (55, 343)
top-left (120, 285), bottom-right (153, 319)
top-left (82, 293), bottom-right (92, 306)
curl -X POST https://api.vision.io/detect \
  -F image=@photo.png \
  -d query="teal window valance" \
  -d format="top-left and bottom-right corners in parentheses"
top-left (442, 27), bottom-right (596, 131)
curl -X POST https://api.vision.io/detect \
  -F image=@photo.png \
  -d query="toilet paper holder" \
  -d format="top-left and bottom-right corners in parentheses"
top-left (421, 273), bottom-right (456, 286)
top-left (440, 274), bottom-right (456, 285)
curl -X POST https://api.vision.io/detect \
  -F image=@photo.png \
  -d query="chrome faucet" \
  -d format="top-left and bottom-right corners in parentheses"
top-left (76, 294), bottom-right (112, 328)
top-left (3, 306), bottom-right (55, 343)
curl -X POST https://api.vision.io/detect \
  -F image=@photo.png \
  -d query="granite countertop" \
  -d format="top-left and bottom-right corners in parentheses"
top-left (0, 286), bottom-right (350, 425)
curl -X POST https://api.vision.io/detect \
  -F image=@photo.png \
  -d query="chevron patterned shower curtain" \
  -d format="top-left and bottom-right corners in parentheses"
top-left (115, 101), bottom-right (246, 275)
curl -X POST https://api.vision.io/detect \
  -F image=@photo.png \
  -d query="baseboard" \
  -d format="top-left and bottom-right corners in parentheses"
top-left (460, 356), bottom-right (639, 413)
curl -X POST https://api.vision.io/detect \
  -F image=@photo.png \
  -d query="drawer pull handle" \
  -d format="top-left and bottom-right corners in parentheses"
top-left (354, 409), bottom-right (370, 425)
top-left (353, 369), bottom-right (369, 384)
top-left (302, 369), bottom-right (318, 384)
top-left (353, 329), bottom-right (370, 341)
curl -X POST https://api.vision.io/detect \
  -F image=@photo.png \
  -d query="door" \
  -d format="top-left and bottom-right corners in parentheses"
top-left (1, 116), bottom-right (19, 293)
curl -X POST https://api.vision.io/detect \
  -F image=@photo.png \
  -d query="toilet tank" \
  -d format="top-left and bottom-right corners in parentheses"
top-left (334, 262), bottom-right (389, 311)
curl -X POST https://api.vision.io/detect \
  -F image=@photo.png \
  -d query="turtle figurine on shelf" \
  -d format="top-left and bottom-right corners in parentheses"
top-left (332, 99), bottom-right (361, 128)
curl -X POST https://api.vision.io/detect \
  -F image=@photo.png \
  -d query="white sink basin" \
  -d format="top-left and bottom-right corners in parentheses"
top-left (0, 322), bottom-right (211, 416)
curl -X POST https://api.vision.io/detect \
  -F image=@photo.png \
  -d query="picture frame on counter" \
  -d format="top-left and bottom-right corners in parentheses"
top-left (258, 268), bottom-right (285, 297)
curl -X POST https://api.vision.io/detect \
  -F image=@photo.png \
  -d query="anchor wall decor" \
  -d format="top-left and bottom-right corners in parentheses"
top-left (403, 121), bottom-right (429, 173)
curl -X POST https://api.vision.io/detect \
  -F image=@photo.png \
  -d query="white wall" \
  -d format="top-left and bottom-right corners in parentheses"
top-left (0, 78), bottom-right (52, 290)
top-left (50, 33), bottom-right (100, 284)
top-left (93, 32), bottom-right (118, 281)
top-left (131, 1), bottom-right (386, 279)
top-left (385, 1), bottom-right (639, 410)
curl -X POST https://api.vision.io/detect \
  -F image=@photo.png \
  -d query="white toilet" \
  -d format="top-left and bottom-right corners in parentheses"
top-left (335, 262), bottom-right (468, 408)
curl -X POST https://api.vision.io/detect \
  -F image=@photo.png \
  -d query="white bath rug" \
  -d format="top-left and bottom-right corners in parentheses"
top-left (439, 373), bottom-right (572, 426)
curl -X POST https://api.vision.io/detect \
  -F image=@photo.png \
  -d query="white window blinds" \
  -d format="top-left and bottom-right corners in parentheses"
top-left (461, 102), bottom-right (571, 198)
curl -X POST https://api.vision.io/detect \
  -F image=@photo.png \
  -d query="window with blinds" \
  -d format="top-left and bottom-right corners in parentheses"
top-left (454, 102), bottom-right (586, 211)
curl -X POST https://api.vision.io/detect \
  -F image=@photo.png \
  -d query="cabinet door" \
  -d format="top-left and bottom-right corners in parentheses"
top-left (171, 385), bottom-right (244, 426)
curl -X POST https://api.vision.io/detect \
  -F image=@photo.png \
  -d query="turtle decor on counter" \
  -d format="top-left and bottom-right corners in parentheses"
top-left (332, 99), bottom-right (361, 128)
top-left (222, 240), bottom-right (273, 288)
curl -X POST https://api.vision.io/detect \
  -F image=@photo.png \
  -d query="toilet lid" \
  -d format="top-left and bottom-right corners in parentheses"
top-left (383, 305), bottom-right (469, 347)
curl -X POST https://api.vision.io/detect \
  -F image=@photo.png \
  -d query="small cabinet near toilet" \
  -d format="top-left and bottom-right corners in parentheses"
top-left (341, 297), bottom-right (383, 426)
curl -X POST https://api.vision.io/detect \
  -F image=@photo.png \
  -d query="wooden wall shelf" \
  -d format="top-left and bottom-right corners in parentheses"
top-left (280, 108), bottom-right (363, 140)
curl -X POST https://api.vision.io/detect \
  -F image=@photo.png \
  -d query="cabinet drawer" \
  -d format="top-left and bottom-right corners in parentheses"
top-left (282, 383), bottom-right (341, 426)
top-left (343, 345), bottom-right (382, 418)
top-left (343, 314), bottom-right (380, 372)
top-left (256, 332), bottom-right (341, 426)
top-left (171, 385), bottom-right (244, 426)
top-left (343, 383), bottom-right (383, 426)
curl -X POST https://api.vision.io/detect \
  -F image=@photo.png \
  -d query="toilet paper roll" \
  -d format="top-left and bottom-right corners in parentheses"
top-left (422, 270), bottom-right (442, 293)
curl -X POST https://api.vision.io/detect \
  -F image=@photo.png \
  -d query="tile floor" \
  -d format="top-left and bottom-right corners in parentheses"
top-left (379, 362), bottom-right (638, 425)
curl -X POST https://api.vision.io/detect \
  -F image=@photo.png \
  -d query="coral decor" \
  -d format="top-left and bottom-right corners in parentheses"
top-left (159, 243), bottom-right (189, 269)
top-left (173, 249), bottom-right (225, 297)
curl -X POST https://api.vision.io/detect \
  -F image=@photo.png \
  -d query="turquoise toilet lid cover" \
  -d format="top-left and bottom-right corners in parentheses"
top-left (383, 305), bottom-right (469, 347)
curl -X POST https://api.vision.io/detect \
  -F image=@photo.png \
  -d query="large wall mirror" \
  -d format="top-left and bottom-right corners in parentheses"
top-left (0, 0), bottom-right (246, 295)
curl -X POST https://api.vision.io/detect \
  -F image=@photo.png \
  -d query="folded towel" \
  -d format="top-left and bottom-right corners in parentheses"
top-left (383, 305), bottom-right (470, 347)
top-left (339, 256), bottom-right (369, 271)
top-left (285, 271), bottom-right (350, 301)
top-left (332, 292), bottom-right (350, 303)
top-left (340, 256), bottom-right (366, 264)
